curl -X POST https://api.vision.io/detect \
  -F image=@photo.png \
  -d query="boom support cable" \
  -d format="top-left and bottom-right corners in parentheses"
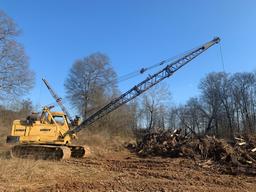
top-left (99, 45), bottom-right (203, 87)
top-left (219, 42), bottom-right (225, 72)
top-left (65, 37), bottom-right (221, 136)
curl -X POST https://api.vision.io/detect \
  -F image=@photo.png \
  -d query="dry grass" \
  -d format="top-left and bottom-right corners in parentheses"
top-left (0, 132), bottom-right (132, 191)
top-left (0, 158), bottom-right (62, 191)
top-left (75, 131), bottom-right (135, 158)
top-left (0, 154), bottom-right (109, 191)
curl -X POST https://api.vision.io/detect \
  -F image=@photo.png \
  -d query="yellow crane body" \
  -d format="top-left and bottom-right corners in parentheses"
top-left (7, 107), bottom-right (90, 160)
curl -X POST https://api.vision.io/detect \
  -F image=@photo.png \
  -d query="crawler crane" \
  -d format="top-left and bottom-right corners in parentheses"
top-left (6, 37), bottom-right (220, 159)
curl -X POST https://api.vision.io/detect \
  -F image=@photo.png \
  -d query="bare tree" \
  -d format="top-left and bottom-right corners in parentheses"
top-left (231, 72), bottom-right (256, 133)
top-left (166, 106), bottom-right (179, 131)
top-left (0, 11), bottom-right (34, 100)
top-left (65, 52), bottom-right (117, 119)
top-left (140, 82), bottom-right (171, 132)
top-left (18, 99), bottom-right (33, 116)
top-left (198, 72), bottom-right (236, 137)
top-left (162, 72), bottom-right (256, 139)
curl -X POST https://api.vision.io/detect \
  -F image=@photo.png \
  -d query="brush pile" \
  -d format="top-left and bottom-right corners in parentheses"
top-left (128, 129), bottom-right (256, 175)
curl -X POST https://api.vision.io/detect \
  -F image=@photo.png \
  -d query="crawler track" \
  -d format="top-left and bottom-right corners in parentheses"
top-left (10, 144), bottom-right (91, 160)
top-left (11, 145), bottom-right (71, 160)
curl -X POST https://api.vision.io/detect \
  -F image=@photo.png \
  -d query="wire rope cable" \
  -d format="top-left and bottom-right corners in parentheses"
top-left (219, 42), bottom-right (225, 72)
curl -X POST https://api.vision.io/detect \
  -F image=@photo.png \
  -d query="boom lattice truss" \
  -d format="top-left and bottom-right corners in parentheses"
top-left (66, 37), bottom-right (220, 135)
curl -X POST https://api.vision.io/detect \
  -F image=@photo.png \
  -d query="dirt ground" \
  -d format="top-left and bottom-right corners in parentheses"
top-left (0, 133), bottom-right (254, 191)
top-left (0, 148), bottom-right (255, 192)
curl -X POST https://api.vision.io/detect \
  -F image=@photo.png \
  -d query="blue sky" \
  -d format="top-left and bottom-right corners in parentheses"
top-left (0, 0), bottom-right (256, 115)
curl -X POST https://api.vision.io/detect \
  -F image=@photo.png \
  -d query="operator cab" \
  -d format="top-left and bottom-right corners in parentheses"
top-left (39, 106), bottom-right (69, 127)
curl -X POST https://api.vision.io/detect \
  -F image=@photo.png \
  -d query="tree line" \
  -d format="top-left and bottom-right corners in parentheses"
top-left (0, 10), bottom-right (255, 139)
top-left (174, 72), bottom-right (256, 138)
top-left (64, 50), bottom-right (256, 138)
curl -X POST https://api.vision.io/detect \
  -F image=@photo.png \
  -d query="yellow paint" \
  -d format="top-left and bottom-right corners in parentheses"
top-left (10, 107), bottom-right (74, 145)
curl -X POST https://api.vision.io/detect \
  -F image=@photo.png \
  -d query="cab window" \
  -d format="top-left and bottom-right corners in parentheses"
top-left (53, 116), bottom-right (65, 126)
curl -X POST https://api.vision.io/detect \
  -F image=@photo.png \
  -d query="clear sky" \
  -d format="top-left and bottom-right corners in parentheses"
top-left (0, 0), bottom-right (256, 114)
